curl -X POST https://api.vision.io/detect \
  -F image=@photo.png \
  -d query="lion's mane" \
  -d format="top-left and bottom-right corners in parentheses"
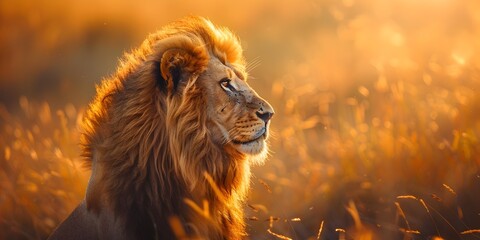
top-left (80, 16), bottom-right (253, 239)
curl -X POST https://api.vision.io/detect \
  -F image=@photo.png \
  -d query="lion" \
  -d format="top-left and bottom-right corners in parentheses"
top-left (48, 16), bottom-right (274, 240)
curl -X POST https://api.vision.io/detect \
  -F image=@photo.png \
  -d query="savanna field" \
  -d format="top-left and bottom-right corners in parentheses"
top-left (1, 1), bottom-right (480, 239)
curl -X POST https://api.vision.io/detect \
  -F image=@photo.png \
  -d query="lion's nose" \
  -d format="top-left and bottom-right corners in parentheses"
top-left (256, 108), bottom-right (274, 123)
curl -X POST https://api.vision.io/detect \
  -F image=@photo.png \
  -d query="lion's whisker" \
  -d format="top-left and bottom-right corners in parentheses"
top-left (246, 57), bottom-right (262, 73)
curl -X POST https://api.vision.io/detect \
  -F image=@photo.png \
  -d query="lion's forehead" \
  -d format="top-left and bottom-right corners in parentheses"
top-left (206, 57), bottom-right (246, 79)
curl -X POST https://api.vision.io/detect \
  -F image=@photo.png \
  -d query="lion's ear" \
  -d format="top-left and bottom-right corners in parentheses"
top-left (160, 47), bottom-right (208, 93)
top-left (160, 49), bottom-right (187, 93)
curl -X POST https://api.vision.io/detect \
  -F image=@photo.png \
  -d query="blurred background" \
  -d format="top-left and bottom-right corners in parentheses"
top-left (1, 0), bottom-right (480, 239)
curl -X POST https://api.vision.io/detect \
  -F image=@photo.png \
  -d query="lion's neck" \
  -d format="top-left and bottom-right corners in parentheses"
top-left (186, 151), bottom-right (251, 239)
top-left (87, 141), bottom-right (250, 239)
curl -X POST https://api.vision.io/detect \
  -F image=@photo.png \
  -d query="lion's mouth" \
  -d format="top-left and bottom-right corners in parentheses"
top-left (232, 129), bottom-right (266, 145)
top-left (232, 135), bottom-right (264, 145)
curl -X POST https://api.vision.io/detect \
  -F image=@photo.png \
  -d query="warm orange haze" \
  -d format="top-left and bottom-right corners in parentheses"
top-left (1, 0), bottom-right (480, 240)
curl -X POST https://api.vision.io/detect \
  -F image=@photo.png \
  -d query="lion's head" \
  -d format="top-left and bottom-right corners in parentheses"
top-left (157, 20), bottom-right (274, 160)
top-left (170, 52), bottom-right (274, 158)
top-left (79, 16), bottom-right (273, 239)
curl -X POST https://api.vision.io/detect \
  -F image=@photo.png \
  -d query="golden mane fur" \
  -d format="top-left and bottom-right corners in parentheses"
top-left (48, 16), bottom-right (273, 240)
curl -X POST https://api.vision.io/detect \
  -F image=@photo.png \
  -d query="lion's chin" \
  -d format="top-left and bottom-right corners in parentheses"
top-left (232, 136), bottom-right (268, 164)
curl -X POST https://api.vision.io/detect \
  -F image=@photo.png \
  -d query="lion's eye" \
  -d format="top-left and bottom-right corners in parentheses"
top-left (220, 78), bottom-right (236, 92)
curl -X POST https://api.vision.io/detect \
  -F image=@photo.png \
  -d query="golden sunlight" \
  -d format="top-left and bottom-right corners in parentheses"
top-left (1, 0), bottom-right (480, 239)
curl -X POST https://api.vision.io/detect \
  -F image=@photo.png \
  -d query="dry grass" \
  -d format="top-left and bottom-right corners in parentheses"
top-left (2, 0), bottom-right (480, 239)
top-left (0, 99), bottom-right (88, 239)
